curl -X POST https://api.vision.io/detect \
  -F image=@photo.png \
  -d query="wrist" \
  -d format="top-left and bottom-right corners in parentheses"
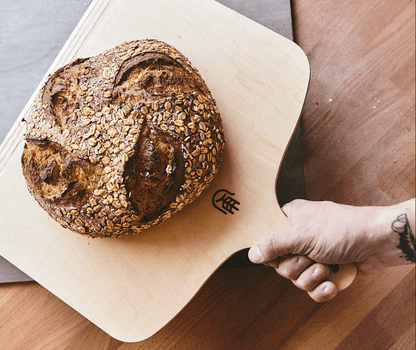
top-left (390, 199), bottom-right (415, 263)
top-left (373, 199), bottom-right (416, 266)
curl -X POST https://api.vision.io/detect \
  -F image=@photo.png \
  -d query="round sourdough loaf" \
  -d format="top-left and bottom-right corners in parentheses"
top-left (21, 39), bottom-right (225, 237)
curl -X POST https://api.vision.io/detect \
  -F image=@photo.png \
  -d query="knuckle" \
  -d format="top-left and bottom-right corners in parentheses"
top-left (277, 256), bottom-right (311, 280)
top-left (308, 282), bottom-right (338, 302)
top-left (293, 278), bottom-right (309, 291)
top-left (279, 265), bottom-right (298, 280)
top-left (259, 235), bottom-right (275, 261)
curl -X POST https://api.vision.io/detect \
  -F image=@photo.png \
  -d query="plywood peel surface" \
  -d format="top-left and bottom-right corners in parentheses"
top-left (0, 0), bottom-right (309, 342)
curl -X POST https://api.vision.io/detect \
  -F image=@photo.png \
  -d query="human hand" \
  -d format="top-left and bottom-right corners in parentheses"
top-left (248, 199), bottom-right (415, 302)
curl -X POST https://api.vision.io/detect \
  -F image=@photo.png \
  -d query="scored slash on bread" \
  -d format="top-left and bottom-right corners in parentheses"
top-left (21, 39), bottom-right (225, 238)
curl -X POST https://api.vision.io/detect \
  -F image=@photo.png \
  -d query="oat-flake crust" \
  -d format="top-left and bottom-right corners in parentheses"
top-left (21, 39), bottom-right (225, 238)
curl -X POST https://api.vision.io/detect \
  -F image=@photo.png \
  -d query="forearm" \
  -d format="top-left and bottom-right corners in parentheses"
top-left (366, 198), bottom-right (416, 269)
top-left (383, 198), bottom-right (415, 263)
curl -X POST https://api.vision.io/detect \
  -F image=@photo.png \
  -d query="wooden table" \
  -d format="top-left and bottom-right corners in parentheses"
top-left (0, 0), bottom-right (414, 349)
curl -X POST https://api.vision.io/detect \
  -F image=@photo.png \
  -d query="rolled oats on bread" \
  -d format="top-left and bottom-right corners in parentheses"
top-left (21, 39), bottom-right (225, 237)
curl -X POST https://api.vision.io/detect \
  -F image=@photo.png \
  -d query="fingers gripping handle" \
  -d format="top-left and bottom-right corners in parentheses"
top-left (326, 263), bottom-right (357, 291)
top-left (280, 203), bottom-right (358, 291)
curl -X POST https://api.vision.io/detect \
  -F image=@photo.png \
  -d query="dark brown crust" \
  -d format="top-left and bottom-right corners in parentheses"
top-left (21, 39), bottom-right (225, 237)
top-left (123, 123), bottom-right (185, 223)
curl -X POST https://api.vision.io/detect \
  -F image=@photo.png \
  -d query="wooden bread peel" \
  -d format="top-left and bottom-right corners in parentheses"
top-left (0, 0), bottom-right (356, 342)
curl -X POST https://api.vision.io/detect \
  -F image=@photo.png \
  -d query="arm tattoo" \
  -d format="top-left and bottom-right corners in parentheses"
top-left (392, 213), bottom-right (416, 263)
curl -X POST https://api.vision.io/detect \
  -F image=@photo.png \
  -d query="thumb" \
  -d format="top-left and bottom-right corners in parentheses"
top-left (248, 228), bottom-right (298, 264)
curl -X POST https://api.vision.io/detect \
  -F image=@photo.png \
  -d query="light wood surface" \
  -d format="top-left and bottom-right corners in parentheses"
top-left (0, 0), bottom-right (311, 342)
top-left (0, 0), bottom-right (295, 283)
top-left (0, 0), bottom-right (414, 349)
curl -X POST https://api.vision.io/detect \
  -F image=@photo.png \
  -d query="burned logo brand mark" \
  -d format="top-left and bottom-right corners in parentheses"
top-left (212, 189), bottom-right (240, 215)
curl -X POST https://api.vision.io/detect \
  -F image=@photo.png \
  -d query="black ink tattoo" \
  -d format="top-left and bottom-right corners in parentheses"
top-left (392, 213), bottom-right (416, 263)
